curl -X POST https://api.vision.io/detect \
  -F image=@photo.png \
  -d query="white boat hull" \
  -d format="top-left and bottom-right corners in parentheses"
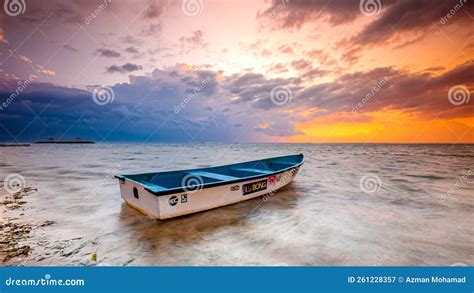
top-left (118, 166), bottom-right (301, 220)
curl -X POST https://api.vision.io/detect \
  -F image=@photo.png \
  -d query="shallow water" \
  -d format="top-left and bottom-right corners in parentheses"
top-left (1, 143), bottom-right (473, 266)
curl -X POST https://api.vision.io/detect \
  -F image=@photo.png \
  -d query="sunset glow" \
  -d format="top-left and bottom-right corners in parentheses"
top-left (0, 0), bottom-right (473, 143)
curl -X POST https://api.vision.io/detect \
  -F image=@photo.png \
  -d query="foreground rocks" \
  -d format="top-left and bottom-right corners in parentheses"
top-left (0, 187), bottom-right (36, 263)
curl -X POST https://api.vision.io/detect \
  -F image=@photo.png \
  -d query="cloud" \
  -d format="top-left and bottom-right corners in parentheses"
top-left (122, 35), bottom-right (143, 46)
top-left (63, 44), bottom-right (79, 53)
top-left (36, 65), bottom-right (55, 76)
top-left (105, 63), bottom-right (143, 74)
top-left (180, 30), bottom-right (207, 47)
top-left (0, 60), bottom-right (472, 143)
top-left (278, 44), bottom-right (294, 54)
top-left (0, 64), bottom-right (300, 142)
top-left (179, 30), bottom-right (208, 54)
top-left (301, 68), bottom-right (329, 80)
top-left (295, 61), bottom-right (474, 119)
top-left (145, 0), bottom-right (164, 18)
top-left (291, 59), bottom-right (312, 71)
top-left (261, 0), bottom-right (474, 63)
top-left (258, 0), bottom-right (368, 29)
top-left (223, 60), bottom-right (474, 121)
top-left (125, 47), bottom-right (139, 54)
top-left (267, 63), bottom-right (288, 74)
top-left (19, 55), bottom-right (32, 63)
top-left (96, 48), bottom-right (121, 58)
top-left (351, 0), bottom-right (474, 47)
top-left (140, 23), bottom-right (161, 36)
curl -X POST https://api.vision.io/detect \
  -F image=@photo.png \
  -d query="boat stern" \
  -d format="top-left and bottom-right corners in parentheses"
top-left (115, 175), bottom-right (161, 219)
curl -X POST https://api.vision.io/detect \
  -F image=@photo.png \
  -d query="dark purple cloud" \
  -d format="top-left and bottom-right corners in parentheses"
top-left (106, 63), bottom-right (143, 74)
top-left (260, 0), bottom-right (473, 34)
top-left (352, 0), bottom-right (474, 46)
top-left (1, 61), bottom-right (472, 142)
top-left (261, 0), bottom-right (474, 63)
top-left (0, 64), bottom-right (301, 142)
top-left (125, 47), bottom-right (139, 54)
top-left (96, 48), bottom-right (121, 58)
top-left (223, 60), bottom-right (474, 120)
top-left (258, 0), bottom-right (368, 28)
top-left (63, 44), bottom-right (79, 53)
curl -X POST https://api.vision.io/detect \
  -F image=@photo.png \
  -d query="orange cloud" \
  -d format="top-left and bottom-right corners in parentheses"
top-left (37, 65), bottom-right (56, 76)
top-left (0, 26), bottom-right (6, 44)
top-left (19, 55), bottom-right (32, 63)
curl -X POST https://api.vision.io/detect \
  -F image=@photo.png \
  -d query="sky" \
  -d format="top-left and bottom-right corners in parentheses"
top-left (0, 0), bottom-right (473, 143)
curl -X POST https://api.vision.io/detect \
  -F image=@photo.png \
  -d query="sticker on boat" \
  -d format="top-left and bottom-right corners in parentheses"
top-left (243, 179), bottom-right (267, 195)
top-left (268, 176), bottom-right (276, 187)
top-left (169, 196), bottom-right (178, 206)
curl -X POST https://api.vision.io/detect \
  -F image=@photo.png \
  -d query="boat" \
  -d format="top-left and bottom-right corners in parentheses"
top-left (115, 154), bottom-right (304, 220)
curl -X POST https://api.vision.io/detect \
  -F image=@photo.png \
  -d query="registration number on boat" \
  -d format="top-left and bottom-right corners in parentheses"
top-left (242, 179), bottom-right (267, 195)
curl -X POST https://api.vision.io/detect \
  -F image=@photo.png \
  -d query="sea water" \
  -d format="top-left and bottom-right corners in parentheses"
top-left (0, 143), bottom-right (472, 266)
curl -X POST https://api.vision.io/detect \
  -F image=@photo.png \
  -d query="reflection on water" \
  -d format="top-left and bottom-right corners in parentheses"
top-left (0, 143), bottom-right (473, 266)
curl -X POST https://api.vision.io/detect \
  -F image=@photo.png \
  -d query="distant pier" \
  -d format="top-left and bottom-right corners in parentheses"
top-left (0, 143), bottom-right (31, 147)
top-left (35, 137), bottom-right (95, 144)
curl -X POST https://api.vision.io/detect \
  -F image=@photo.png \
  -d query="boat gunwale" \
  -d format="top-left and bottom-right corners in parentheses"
top-left (115, 154), bottom-right (304, 197)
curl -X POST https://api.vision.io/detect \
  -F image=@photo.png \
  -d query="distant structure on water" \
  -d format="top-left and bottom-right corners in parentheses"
top-left (35, 137), bottom-right (95, 144)
top-left (0, 143), bottom-right (30, 147)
